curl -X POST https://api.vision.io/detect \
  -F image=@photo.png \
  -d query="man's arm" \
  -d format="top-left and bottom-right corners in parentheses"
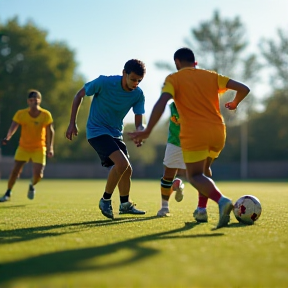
top-left (129, 92), bottom-right (172, 141)
top-left (225, 79), bottom-right (250, 110)
top-left (133, 114), bottom-right (145, 147)
top-left (65, 87), bottom-right (86, 140)
top-left (46, 123), bottom-right (55, 157)
top-left (135, 114), bottom-right (145, 131)
top-left (2, 121), bottom-right (19, 145)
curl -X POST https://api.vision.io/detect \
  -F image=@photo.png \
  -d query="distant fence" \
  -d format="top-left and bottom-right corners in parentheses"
top-left (0, 156), bottom-right (287, 180)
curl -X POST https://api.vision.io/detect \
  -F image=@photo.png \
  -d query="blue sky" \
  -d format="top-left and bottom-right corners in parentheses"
top-left (1, 0), bottom-right (288, 122)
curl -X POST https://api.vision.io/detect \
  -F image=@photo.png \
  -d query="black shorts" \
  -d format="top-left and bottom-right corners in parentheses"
top-left (88, 135), bottom-right (129, 167)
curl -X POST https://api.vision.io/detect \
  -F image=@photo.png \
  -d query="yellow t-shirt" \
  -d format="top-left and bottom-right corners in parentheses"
top-left (13, 108), bottom-right (53, 151)
top-left (162, 67), bottom-right (229, 127)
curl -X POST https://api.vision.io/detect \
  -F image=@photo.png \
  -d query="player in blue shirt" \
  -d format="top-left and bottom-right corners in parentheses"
top-left (66, 59), bottom-right (146, 219)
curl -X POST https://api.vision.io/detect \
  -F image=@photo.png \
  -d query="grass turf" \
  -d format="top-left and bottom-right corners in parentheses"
top-left (0, 179), bottom-right (287, 288)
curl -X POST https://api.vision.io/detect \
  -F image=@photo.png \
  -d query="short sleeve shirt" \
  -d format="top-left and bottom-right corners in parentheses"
top-left (162, 68), bottom-right (229, 127)
top-left (84, 75), bottom-right (145, 139)
top-left (167, 101), bottom-right (181, 147)
top-left (13, 108), bottom-right (53, 151)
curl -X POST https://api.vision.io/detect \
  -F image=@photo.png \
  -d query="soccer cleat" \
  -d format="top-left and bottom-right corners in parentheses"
top-left (193, 208), bottom-right (208, 222)
top-left (119, 202), bottom-right (146, 215)
top-left (217, 197), bottom-right (233, 229)
top-left (157, 207), bottom-right (171, 217)
top-left (99, 198), bottom-right (114, 219)
top-left (27, 184), bottom-right (35, 200)
top-left (173, 178), bottom-right (184, 202)
top-left (0, 195), bottom-right (10, 202)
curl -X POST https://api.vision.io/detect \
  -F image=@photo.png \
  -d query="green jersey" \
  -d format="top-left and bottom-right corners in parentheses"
top-left (167, 101), bottom-right (181, 147)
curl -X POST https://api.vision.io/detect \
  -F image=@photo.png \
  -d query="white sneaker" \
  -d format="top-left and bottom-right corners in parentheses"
top-left (193, 208), bottom-right (208, 222)
top-left (0, 195), bottom-right (10, 202)
top-left (157, 207), bottom-right (171, 217)
top-left (173, 178), bottom-right (184, 202)
top-left (27, 184), bottom-right (35, 200)
top-left (217, 197), bottom-right (233, 229)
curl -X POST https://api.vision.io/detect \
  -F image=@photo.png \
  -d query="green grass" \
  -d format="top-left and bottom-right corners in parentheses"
top-left (0, 179), bottom-right (287, 288)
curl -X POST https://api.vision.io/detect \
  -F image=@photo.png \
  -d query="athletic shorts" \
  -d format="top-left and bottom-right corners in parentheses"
top-left (14, 147), bottom-right (46, 165)
top-left (181, 122), bottom-right (226, 163)
top-left (163, 143), bottom-right (186, 170)
top-left (88, 134), bottom-right (129, 167)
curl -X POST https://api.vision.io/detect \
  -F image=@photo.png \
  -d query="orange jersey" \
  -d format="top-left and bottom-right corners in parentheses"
top-left (13, 108), bottom-right (53, 151)
top-left (161, 67), bottom-right (229, 153)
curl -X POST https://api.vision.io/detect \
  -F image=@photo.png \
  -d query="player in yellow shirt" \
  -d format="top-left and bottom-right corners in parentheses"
top-left (0, 90), bottom-right (54, 202)
top-left (129, 47), bottom-right (250, 228)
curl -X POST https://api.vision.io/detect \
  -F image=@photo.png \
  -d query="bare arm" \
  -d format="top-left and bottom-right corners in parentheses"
top-left (135, 114), bottom-right (145, 131)
top-left (46, 123), bottom-right (55, 157)
top-left (65, 87), bottom-right (86, 140)
top-left (2, 121), bottom-right (19, 145)
top-left (133, 114), bottom-right (146, 147)
top-left (225, 79), bottom-right (250, 110)
top-left (128, 93), bottom-right (172, 141)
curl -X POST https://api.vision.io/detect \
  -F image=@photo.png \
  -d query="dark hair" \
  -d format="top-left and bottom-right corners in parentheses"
top-left (174, 47), bottom-right (195, 63)
top-left (124, 59), bottom-right (146, 76)
top-left (28, 89), bottom-right (42, 99)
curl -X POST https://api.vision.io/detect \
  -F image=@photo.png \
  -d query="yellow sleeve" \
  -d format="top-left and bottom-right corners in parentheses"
top-left (161, 75), bottom-right (175, 97)
top-left (12, 110), bottom-right (21, 124)
top-left (217, 74), bottom-right (230, 94)
top-left (45, 110), bottom-right (53, 125)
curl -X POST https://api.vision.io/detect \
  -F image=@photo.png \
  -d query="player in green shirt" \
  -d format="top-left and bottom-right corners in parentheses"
top-left (157, 101), bottom-right (208, 222)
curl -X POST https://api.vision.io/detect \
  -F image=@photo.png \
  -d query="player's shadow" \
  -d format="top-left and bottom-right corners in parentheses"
top-left (0, 216), bottom-right (160, 245)
top-left (0, 204), bottom-right (27, 209)
top-left (0, 222), bottom-right (224, 285)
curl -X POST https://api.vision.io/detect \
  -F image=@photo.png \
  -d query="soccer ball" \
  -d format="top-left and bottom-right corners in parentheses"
top-left (233, 195), bottom-right (262, 225)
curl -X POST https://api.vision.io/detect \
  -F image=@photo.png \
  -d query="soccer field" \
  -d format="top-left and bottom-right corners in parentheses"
top-left (0, 179), bottom-right (287, 288)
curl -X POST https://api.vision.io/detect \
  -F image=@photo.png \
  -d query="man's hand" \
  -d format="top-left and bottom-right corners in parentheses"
top-left (225, 101), bottom-right (238, 110)
top-left (128, 129), bottom-right (151, 146)
top-left (47, 148), bottom-right (54, 158)
top-left (1, 138), bottom-right (8, 146)
top-left (66, 123), bottom-right (78, 141)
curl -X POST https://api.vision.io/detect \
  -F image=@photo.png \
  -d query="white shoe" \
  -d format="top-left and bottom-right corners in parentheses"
top-left (157, 207), bottom-right (171, 217)
top-left (27, 184), bottom-right (35, 200)
top-left (217, 197), bottom-right (233, 229)
top-left (193, 208), bottom-right (208, 222)
top-left (0, 195), bottom-right (10, 202)
top-left (173, 178), bottom-right (184, 202)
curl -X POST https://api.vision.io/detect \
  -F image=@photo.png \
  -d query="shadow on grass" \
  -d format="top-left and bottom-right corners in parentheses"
top-left (0, 216), bottom-right (159, 245)
top-left (0, 222), bottom-right (223, 285)
top-left (0, 205), bottom-right (27, 209)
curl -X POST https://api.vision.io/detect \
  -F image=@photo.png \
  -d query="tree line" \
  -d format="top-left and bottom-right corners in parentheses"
top-left (0, 12), bottom-right (287, 165)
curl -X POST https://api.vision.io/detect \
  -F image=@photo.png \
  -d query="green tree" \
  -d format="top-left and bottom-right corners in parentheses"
top-left (0, 17), bottom-right (92, 161)
top-left (155, 10), bottom-right (261, 124)
top-left (260, 28), bottom-right (288, 90)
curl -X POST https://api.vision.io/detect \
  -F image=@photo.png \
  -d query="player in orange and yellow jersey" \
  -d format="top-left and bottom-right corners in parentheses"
top-left (129, 47), bottom-right (250, 228)
top-left (0, 90), bottom-right (54, 202)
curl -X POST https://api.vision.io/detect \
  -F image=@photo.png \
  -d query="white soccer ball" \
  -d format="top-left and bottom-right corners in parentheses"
top-left (233, 195), bottom-right (262, 225)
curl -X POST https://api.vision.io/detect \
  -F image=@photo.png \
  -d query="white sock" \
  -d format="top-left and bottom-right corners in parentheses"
top-left (198, 207), bottom-right (207, 212)
top-left (161, 199), bottom-right (169, 209)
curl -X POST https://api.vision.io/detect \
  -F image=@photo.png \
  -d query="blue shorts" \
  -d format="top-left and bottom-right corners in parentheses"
top-left (88, 135), bottom-right (129, 167)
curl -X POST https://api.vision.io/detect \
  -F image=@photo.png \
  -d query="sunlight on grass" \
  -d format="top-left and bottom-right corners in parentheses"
top-left (0, 179), bottom-right (287, 288)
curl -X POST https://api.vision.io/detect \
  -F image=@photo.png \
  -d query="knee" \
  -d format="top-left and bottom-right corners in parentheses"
top-left (124, 164), bottom-right (133, 177)
top-left (115, 161), bottom-right (130, 175)
top-left (187, 173), bottom-right (201, 187)
top-left (11, 168), bottom-right (21, 177)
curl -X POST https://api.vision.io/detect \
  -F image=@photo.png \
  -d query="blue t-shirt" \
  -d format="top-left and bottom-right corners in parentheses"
top-left (84, 75), bottom-right (145, 139)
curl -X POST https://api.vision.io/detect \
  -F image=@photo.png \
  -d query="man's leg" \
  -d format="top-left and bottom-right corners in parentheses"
top-left (157, 167), bottom-right (177, 217)
top-left (193, 157), bottom-right (213, 222)
top-left (27, 163), bottom-right (45, 200)
top-left (0, 161), bottom-right (26, 202)
top-left (115, 156), bottom-right (145, 215)
top-left (105, 150), bottom-right (130, 195)
top-left (185, 160), bottom-right (233, 228)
